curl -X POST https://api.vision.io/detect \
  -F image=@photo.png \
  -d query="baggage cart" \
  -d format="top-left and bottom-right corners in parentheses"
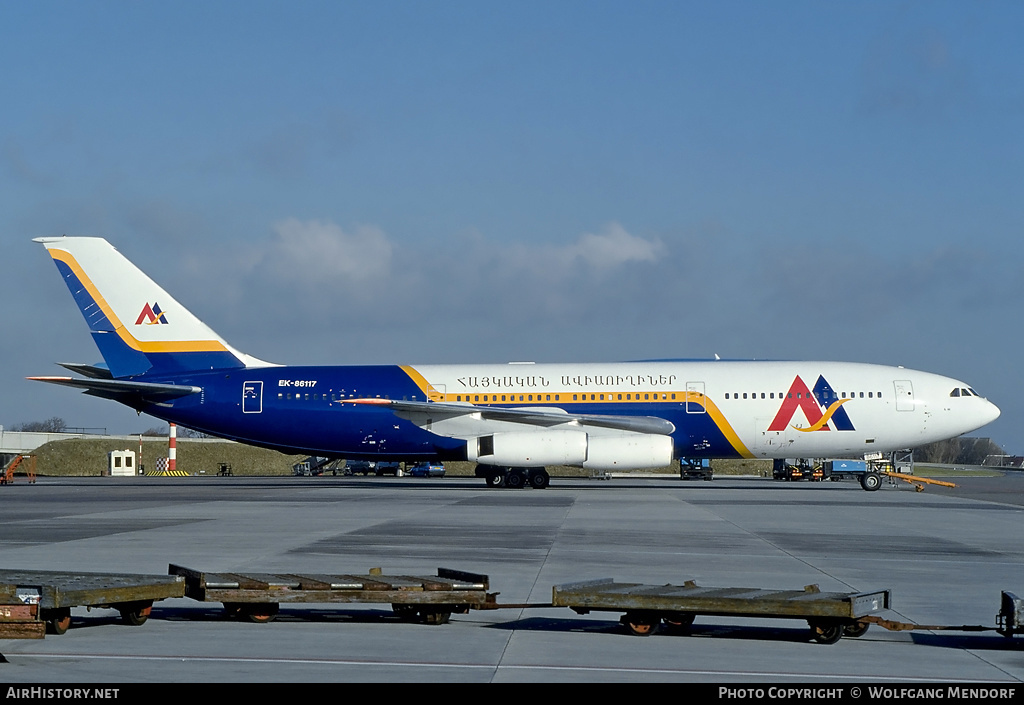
top-left (552, 577), bottom-right (890, 644)
top-left (0, 569), bottom-right (185, 635)
top-left (169, 564), bottom-right (493, 625)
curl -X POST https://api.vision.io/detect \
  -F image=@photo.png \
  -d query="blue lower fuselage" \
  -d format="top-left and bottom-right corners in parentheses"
top-left (137, 365), bottom-right (740, 460)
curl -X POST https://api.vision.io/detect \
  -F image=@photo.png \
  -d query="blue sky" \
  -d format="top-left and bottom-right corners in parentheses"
top-left (1, 1), bottom-right (1021, 451)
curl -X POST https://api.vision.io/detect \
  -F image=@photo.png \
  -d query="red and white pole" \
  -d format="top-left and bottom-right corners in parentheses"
top-left (168, 423), bottom-right (177, 473)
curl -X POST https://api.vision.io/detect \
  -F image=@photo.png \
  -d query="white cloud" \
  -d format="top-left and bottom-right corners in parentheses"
top-left (268, 217), bottom-right (393, 284)
top-left (215, 218), bottom-right (668, 353)
top-left (481, 222), bottom-right (664, 280)
top-left (564, 222), bottom-right (663, 270)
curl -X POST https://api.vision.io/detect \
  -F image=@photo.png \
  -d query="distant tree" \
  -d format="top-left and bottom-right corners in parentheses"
top-left (137, 425), bottom-right (215, 439)
top-left (10, 417), bottom-right (67, 432)
top-left (958, 437), bottom-right (1005, 465)
top-left (178, 426), bottom-right (214, 439)
top-left (913, 437), bottom-right (1003, 465)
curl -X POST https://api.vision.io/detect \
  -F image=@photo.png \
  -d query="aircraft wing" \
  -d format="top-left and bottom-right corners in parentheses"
top-left (28, 375), bottom-right (202, 407)
top-left (350, 398), bottom-right (675, 436)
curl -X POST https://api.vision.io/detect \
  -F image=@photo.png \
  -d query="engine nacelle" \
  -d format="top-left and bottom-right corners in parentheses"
top-left (468, 431), bottom-right (588, 466)
top-left (468, 431), bottom-right (673, 470)
top-left (583, 434), bottom-right (674, 470)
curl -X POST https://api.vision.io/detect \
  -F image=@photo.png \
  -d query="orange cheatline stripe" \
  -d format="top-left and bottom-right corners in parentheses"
top-left (792, 399), bottom-right (852, 433)
top-left (48, 247), bottom-right (230, 355)
top-left (399, 365), bottom-right (444, 400)
top-left (696, 393), bottom-right (755, 458)
top-left (398, 366), bottom-right (755, 459)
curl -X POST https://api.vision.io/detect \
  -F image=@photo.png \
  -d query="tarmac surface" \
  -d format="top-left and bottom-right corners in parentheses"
top-left (1, 472), bottom-right (1023, 684)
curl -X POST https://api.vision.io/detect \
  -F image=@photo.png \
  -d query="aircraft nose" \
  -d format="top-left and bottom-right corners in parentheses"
top-left (982, 398), bottom-right (1001, 426)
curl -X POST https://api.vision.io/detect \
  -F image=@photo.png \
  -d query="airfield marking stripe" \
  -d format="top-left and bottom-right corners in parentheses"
top-left (48, 248), bottom-right (230, 355)
top-left (12, 652), bottom-right (996, 683)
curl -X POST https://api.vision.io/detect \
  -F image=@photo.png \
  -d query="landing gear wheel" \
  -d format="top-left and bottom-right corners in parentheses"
top-left (528, 470), bottom-right (550, 489)
top-left (505, 469), bottom-right (526, 489)
top-left (843, 621), bottom-right (870, 638)
top-left (621, 612), bottom-right (659, 636)
top-left (486, 472), bottom-right (505, 487)
top-left (119, 602), bottom-right (152, 626)
top-left (860, 472), bottom-right (882, 491)
top-left (809, 619), bottom-right (844, 644)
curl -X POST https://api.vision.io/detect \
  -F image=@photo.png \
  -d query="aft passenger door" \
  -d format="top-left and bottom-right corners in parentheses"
top-left (243, 381), bottom-right (263, 414)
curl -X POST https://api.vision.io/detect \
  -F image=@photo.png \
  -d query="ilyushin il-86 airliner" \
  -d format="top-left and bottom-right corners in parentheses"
top-left (31, 237), bottom-right (1000, 489)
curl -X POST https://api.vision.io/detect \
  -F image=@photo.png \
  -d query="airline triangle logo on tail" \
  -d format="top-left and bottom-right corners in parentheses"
top-left (768, 375), bottom-right (855, 433)
top-left (135, 302), bottom-right (169, 325)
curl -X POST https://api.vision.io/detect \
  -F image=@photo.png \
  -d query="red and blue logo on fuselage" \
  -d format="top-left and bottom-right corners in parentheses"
top-left (768, 375), bottom-right (855, 432)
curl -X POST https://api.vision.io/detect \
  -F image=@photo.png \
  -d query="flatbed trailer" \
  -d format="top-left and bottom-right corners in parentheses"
top-left (0, 569), bottom-right (185, 637)
top-left (552, 578), bottom-right (891, 644)
top-left (168, 564), bottom-right (494, 624)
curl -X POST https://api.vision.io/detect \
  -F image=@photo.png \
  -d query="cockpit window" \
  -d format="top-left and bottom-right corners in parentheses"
top-left (969, 388), bottom-right (979, 396)
top-left (950, 388), bottom-right (960, 397)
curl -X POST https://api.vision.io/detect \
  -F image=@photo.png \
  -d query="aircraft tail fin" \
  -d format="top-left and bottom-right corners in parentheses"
top-left (35, 236), bottom-right (271, 378)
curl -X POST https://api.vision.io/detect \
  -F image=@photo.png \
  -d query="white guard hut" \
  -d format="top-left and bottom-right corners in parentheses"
top-left (108, 449), bottom-right (137, 477)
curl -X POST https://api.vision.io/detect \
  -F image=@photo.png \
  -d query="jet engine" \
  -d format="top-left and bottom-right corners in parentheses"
top-left (467, 431), bottom-right (673, 470)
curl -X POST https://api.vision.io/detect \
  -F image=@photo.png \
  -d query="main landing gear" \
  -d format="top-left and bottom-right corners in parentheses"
top-left (476, 466), bottom-right (550, 489)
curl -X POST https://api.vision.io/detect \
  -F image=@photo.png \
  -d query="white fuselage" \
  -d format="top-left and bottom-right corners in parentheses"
top-left (409, 360), bottom-right (999, 460)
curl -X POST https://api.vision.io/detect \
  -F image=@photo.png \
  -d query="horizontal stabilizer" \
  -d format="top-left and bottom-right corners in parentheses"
top-left (28, 376), bottom-right (201, 408)
top-left (57, 362), bottom-right (114, 379)
top-left (350, 398), bottom-right (676, 436)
